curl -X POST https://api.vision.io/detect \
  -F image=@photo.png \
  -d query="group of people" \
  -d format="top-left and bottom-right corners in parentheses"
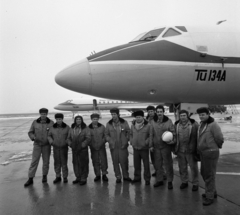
top-left (24, 105), bottom-right (224, 206)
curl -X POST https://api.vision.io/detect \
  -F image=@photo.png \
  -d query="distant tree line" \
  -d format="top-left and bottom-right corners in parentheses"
top-left (209, 105), bottom-right (226, 113)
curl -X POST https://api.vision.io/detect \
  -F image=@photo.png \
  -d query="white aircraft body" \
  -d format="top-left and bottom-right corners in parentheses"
top-left (54, 97), bottom-right (160, 113)
top-left (55, 24), bottom-right (240, 112)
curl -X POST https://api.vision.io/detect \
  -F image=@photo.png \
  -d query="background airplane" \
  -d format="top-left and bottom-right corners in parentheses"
top-left (54, 97), bottom-right (164, 118)
top-left (55, 24), bottom-right (240, 115)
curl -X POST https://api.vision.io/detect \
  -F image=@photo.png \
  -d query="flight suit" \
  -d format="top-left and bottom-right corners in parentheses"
top-left (28, 117), bottom-right (54, 178)
top-left (89, 123), bottom-right (108, 177)
top-left (105, 118), bottom-right (130, 179)
top-left (48, 122), bottom-right (70, 179)
top-left (67, 124), bottom-right (91, 182)
top-left (151, 115), bottom-right (176, 182)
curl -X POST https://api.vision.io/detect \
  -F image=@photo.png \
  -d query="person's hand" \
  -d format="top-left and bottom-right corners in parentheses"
top-left (150, 147), bottom-right (154, 152)
top-left (166, 140), bottom-right (175, 145)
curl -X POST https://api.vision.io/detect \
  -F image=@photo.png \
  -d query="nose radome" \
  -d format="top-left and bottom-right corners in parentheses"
top-left (55, 58), bottom-right (92, 94)
top-left (54, 105), bottom-right (61, 110)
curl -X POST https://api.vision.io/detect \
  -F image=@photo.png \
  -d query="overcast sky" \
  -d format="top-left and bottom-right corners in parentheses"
top-left (1, 0), bottom-right (240, 114)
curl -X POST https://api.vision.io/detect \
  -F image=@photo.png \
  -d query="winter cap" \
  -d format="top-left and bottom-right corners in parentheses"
top-left (91, 113), bottom-right (100, 119)
top-left (133, 110), bottom-right (144, 117)
top-left (55, 113), bottom-right (64, 119)
top-left (197, 107), bottom-right (210, 114)
top-left (39, 108), bottom-right (48, 114)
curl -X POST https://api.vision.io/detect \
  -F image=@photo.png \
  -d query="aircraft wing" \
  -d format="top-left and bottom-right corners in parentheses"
top-left (117, 103), bottom-right (165, 112)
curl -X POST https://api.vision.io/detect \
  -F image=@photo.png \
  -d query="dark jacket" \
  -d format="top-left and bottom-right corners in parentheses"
top-left (151, 115), bottom-right (176, 149)
top-left (48, 122), bottom-right (70, 148)
top-left (174, 118), bottom-right (199, 153)
top-left (28, 117), bottom-right (54, 146)
top-left (88, 123), bottom-right (106, 150)
top-left (67, 123), bottom-right (91, 152)
top-left (197, 116), bottom-right (224, 152)
top-left (130, 119), bottom-right (152, 150)
top-left (105, 117), bottom-right (130, 149)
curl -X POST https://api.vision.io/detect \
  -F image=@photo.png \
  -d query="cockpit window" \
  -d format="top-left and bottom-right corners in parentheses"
top-left (139, 28), bottom-right (165, 41)
top-left (163, 28), bottom-right (181, 38)
top-left (66, 100), bottom-right (73, 103)
top-left (175, 26), bottom-right (187, 32)
top-left (130, 32), bottom-right (147, 42)
top-left (131, 28), bottom-right (165, 42)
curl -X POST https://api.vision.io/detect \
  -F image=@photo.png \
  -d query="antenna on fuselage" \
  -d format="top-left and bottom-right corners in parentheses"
top-left (216, 20), bottom-right (226, 25)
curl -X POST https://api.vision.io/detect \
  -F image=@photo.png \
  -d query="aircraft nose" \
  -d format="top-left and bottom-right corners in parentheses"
top-left (55, 58), bottom-right (92, 94)
top-left (54, 105), bottom-right (61, 110)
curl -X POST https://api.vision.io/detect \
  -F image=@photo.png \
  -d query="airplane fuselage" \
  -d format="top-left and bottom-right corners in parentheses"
top-left (55, 25), bottom-right (240, 105)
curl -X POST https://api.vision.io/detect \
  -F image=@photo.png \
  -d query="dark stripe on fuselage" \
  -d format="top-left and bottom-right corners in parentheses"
top-left (88, 40), bottom-right (240, 64)
top-left (87, 41), bottom-right (148, 61)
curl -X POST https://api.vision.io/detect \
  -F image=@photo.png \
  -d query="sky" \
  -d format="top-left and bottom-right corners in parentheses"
top-left (1, 0), bottom-right (240, 114)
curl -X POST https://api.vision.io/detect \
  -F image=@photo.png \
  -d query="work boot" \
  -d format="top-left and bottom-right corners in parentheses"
top-left (203, 198), bottom-right (214, 206)
top-left (24, 178), bottom-right (33, 187)
top-left (192, 185), bottom-right (199, 191)
top-left (72, 179), bottom-right (80, 184)
top-left (132, 179), bottom-right (141, 183)
top-left (152, 172), bottom-right (156, 177)
top-left (202, 193), bottom-right (217, 198)
top-left (79, 181), bottom-right (87, 186)
top-left (123, 177), bottom-right (132, 182)
top-left (53, 177), bottom-right (61, 184)
top-left (180, 183), bottom-right (188, 189)
top-left (145, 181), bottom-right (150, 185)
top-left (94, 176), bottom-right (101, 182)
top-left (154, 181), bottom-right (164, 188)
top-left (168, 182), bottom-right (173, 190)
top-left (42, 175), bottom-right (47, 183)
top-left (63, 178), bottom-right (68, 183)
top-left (102, 175), bottom-right (108, 182)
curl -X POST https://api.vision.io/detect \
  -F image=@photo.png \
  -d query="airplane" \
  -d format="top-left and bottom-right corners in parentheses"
top-left (55, 23), bottom-right (240, 116)
top-left (54, 97), bottom-right (164, 118)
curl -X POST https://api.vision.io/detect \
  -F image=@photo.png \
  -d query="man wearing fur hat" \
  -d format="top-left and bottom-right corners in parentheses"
top-left (197, 107), bottom-right (224, 206)
top-left (48, 113), bottom-right (70, 184)
top-left (151, 105), bottom-right (176, 189)
top-left (89, 113), bottom-right (108, 182)
top-left (174, 110), bottom-right (199, 191)
top-left (105, 108), bottom-right (132, 183)
top-left (130, 110), bottom-right (152, 185)
top-left (67, 115), bottom-right (91, 185)
top-left (24, 108), bottom-right (54, 187)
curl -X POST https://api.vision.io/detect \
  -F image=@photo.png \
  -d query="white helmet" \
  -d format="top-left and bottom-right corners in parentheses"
top-left (162, 131), bottom-right (173, 143)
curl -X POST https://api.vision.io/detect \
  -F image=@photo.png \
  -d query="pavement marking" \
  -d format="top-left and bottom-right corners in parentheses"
top-left (217, 172), bottom-right (240, 175)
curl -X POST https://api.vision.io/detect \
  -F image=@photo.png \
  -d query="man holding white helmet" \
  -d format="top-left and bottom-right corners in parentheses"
top-left (174, 110), bottom-right (199, 191)
top-left (151, 105), bottom-right (175, 189)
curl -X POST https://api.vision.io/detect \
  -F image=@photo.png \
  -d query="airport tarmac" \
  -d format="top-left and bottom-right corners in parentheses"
top-left (0, 113), bottom-right (240, 215)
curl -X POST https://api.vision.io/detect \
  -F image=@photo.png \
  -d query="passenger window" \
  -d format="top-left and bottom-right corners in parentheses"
top-left (163, 28), bottom-right (181, 38)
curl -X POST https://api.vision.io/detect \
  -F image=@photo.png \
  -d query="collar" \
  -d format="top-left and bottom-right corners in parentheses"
top-left (154, 115), bottom-right (169, 123)
top-left (53, 122), bottom-right (67, 128)
top-left (89, 122), bottom-right (102, 129)
top-left (71, 122), bottom-right (86, 129)
top-left (175, 118), bottom-right (196, 125)
top-left (200, 116), bottom-right (214, 124)
top-left (36, 117), bottom-right (51, 124)
top-left (108, 117), bottom-right (125, 125)
top-left (132, 119), bottom-right (148, 126)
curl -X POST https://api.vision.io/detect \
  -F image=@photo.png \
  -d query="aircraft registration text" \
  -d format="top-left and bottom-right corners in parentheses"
top-left (195, 69), bottom-right (226, 81)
